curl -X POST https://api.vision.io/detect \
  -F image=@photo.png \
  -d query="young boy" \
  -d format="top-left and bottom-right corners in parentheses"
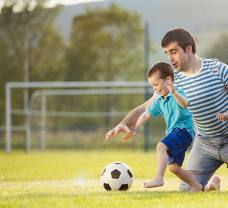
top-left (122, 62), bottom-right (202, 192)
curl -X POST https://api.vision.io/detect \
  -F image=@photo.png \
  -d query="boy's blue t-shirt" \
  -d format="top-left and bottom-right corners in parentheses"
top-left (147, 88), bottom-right (195, 138)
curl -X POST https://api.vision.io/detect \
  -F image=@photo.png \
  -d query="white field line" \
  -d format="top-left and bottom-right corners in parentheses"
top-left (0, 177), bottom-right (228, 193)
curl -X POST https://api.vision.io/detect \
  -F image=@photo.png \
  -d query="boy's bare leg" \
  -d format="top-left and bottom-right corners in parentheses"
top-left (168, 163), bottom-right (203, 192)
top-left (144, 142), bottom-right (167, 188)
top-left (204, 175), bottom-right (221, 192)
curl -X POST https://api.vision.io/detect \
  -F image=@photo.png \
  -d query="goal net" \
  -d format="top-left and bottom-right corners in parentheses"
top-left (5, 81), bottom-right (165, 152)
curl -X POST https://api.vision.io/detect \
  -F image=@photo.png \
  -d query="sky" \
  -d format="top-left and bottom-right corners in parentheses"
top-left (0, 0), bottom-right (107, 9)
top-left (47, 0), bottom-right (107, 7)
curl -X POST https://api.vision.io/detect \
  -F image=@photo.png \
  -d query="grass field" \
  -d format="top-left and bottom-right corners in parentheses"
top-left (0, 150), bottom-right (228, 208)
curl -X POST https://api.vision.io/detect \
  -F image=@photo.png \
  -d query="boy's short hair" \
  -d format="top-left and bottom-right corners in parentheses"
top-left (161, 28), bottom-right (196, 54)
top-left (147, 62), bottom-right (174, 81)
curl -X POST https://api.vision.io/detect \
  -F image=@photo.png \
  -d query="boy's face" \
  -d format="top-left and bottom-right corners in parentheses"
top-left (148, 71), bottom-right (169, 97)
top-left (163, 41), bottom-right (190, 72)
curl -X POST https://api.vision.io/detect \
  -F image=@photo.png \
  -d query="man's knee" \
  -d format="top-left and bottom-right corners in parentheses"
top-left (220, 143), bottom-right (228, 164)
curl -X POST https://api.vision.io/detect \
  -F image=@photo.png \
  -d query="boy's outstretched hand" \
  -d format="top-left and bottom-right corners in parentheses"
top-left (105, 124), bottom-right (131, 142)
top-left (122, 130), bottom-right (137, 143)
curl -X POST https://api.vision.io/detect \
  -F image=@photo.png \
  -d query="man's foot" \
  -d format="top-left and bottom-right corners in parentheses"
top-left (144, 178), bottom-right (164, 188)
top-left (204, 175), bottom-right (221, 192)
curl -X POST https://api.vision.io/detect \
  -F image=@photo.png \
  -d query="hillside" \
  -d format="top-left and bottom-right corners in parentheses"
top-left (55, 0), bottom-right (228, 59)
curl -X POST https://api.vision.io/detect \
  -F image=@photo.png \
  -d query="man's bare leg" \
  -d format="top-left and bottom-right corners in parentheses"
top-left (204, 175), bottom-right (221, 192)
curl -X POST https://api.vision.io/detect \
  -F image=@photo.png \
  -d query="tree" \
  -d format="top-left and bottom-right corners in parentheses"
top-left (65, 4), bottom-right (145, 82)
top-left (65, 4), bottom-right (153, 127)
top-left (0, 0), bottom-right (65, 125)
top-left (205, 33), bottom-right (228, 64)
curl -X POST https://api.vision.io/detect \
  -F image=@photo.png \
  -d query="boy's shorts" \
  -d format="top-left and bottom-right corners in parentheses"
top-left (161, 128), bottom-right (193, 167)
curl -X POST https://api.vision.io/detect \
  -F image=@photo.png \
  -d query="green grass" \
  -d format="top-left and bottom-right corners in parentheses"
top-left (0, 150), bottom-right (228, 208)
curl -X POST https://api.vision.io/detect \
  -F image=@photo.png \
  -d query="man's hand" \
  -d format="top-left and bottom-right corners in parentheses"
top-left (105, 124), bottom-right (131, 142)
top-left (216, 112), bottom-right (228, 121)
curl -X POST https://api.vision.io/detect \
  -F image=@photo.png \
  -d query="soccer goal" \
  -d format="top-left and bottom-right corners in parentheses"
top-left (5, 81), bottom-right (165, 152)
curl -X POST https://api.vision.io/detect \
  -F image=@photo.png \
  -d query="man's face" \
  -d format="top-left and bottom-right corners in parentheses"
top-left (163, 41), bottom-right (189, 72)
top-left (148, 71), bottom-right (168, 97)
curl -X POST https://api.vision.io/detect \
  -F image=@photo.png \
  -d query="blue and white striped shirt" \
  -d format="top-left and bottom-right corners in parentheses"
top-left (174, 58), bottom-right (228, 139)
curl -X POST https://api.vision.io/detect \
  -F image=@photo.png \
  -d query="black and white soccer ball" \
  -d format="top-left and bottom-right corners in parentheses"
top-left (101, 162), bottom-right (133, 191)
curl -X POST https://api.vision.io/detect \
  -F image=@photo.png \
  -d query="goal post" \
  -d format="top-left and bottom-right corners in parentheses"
top-left (5, 81), bottom-right (158, 152)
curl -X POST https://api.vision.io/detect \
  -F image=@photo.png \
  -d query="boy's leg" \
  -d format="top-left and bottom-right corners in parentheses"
top-left (144, 142), bottom-right (168, 188)
top-left (168, 163), bottom-right (202, 192)
top-left (179, 137), bottom-right (223, 192)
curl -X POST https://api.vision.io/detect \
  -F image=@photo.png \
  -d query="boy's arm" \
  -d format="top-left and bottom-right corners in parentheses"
top-left (166, 80), bottom-right (188, 108)
top-left (105, 93), bottom-right (157, 141)
top-left (122, 111), bottom-right (151, 142)
top-left (133, 111), bottom-right (151, 132)
top-left (172, 90), bottom-right (188, 108)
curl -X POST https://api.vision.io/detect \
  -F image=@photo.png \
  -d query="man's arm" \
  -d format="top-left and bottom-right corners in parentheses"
top-left (122, 111), bottom-right (151, 143)
top-left (119, 97), bottom-right (153, 128)
top-left (105, 93), bottom-right (157, 141)
top-left (133, 111), bottom-right (151, 132)
top-left (217, 61), bottom-right (228, 90)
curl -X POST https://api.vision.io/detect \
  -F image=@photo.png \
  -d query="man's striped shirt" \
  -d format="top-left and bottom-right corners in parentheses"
top-left (174, 58), bottom-right (228, 139)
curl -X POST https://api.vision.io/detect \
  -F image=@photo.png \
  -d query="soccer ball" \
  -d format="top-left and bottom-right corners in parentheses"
top-left (100, 162), bottom-right (133, 191)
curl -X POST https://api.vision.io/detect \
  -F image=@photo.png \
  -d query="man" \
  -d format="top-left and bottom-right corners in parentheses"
top-left (105, 28), bottom-right (228, 191)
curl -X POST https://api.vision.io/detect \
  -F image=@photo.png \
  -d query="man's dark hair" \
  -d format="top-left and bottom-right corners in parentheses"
top-left (161, 28), bottom-right (196, 54)
top-left (147, 62), bottom-right (174, 81)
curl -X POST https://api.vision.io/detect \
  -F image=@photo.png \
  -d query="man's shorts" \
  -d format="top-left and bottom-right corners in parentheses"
top-left (161, 128), bottom-right (193, 166)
